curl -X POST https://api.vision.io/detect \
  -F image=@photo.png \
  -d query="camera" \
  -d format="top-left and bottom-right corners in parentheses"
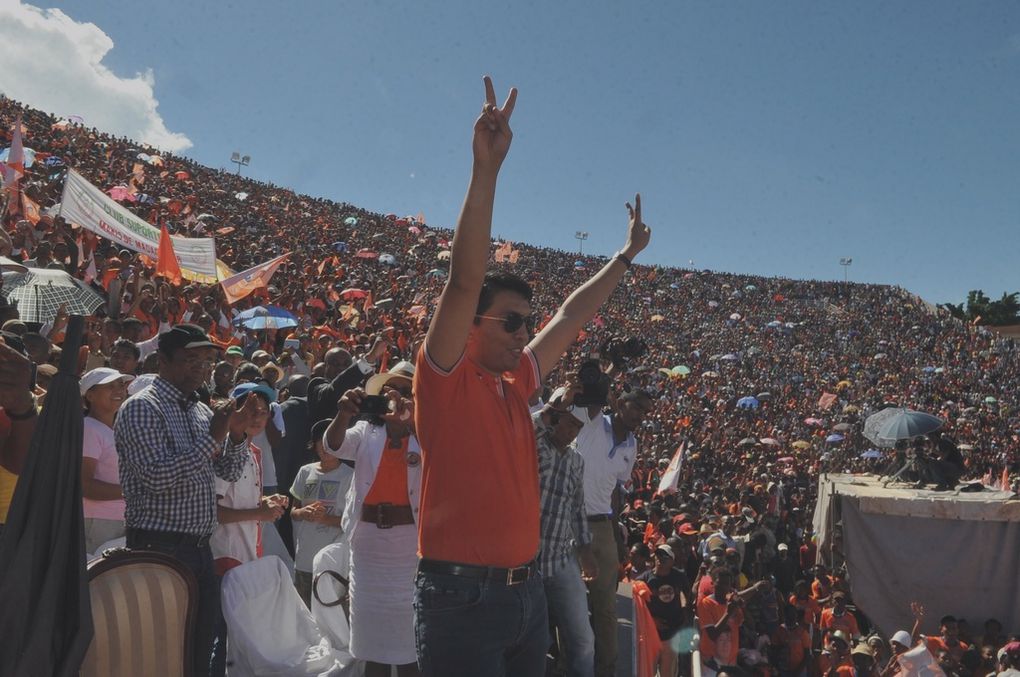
top-left (601, 336), bottom-right (648, 369)
top-left (574, 359), bottom-right (610, 407)
top-left (359, 395), bottom-right (391, 416)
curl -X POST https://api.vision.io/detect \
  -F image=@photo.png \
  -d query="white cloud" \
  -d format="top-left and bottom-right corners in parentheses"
top-left (0, 1), bottom-right (191, 152)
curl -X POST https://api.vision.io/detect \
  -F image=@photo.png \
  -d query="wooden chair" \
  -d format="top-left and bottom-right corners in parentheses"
top-left (80, 548), bottom-right (197, 677)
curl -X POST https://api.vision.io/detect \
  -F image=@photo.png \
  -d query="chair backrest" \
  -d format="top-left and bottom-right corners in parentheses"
top-left (80, 548), bottom-right (197, 677)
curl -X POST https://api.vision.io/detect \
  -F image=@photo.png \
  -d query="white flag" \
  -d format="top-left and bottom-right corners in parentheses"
top-left (657, 442), bottom-right (687, 495)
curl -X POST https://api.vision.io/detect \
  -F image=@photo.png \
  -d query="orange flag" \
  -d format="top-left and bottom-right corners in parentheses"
top-left (362, 290), bottom-right (374, 313)
top-left (156, 224), bottom-right (183, 285)
top-left (20, 194), bottom-right (41, 225)
top-left (220, 253), bottom-right (290, 305)
top-left (631, 581), bottom-right (661, 677)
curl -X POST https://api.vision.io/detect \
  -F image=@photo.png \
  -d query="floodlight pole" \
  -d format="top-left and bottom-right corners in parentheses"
top-left (230, 152), bottom-right (251, 175)
top-left (839, 257), bottom-right (852, 283)
top-left (575, 230), bottom-right (589, 255)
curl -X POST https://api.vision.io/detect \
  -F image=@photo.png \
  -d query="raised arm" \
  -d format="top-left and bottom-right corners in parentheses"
top-left (425, 76), bottom-right (517, 371)
top-left (529, 195), bottom-right (651, 381)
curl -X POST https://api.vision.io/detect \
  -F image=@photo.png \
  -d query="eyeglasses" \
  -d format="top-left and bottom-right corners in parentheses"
top-left (475, 312), bottom-right (536, 334)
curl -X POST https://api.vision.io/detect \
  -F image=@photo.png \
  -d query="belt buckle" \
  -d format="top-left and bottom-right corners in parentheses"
top-left (376, 502), bottom-right (393, 530)
top-left (506, 564), bottom-right (526, 586)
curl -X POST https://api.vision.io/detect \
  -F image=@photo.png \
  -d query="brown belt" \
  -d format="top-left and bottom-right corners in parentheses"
top-left (361, 503), bottom-right (414, 529)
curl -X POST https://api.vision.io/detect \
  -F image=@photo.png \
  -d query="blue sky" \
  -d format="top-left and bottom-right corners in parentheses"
top-left (11, 1), bottom-right (1020, 304)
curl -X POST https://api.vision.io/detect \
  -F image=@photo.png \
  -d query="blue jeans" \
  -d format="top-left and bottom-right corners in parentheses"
top-left (414, 567), bottom-right (548, 677)
top-left (544, 561), bottom-right (595, 677)
top-left (127, 532), bottom-right (225, 677)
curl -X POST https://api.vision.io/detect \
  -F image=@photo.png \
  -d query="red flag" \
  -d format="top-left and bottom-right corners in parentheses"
top-left (362, 290), bottom-right (374, 313)
top-left (1001, 465), bottom-right (1010, 491)
top-left (156, 224), bottom-right (183, 285)
top-left (220, 253), bottom-right (290, 304)
top-left (657, 442), bottom-right (686, 495)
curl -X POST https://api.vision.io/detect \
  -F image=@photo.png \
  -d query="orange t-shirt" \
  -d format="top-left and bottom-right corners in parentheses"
top-left (774, 625), bottom-right (812, 671)
top-left (820, 608), bottom-right (860, 640)
top-left (414, 345), bottom-right (540, 567)
top-left (812, 576), bottom-right (833, 600)
top-left (789, 594), bottom-right (821, 626)
top-left (364, 438), bottom-right (411, 507)
top-left (818, 653), bottom-right (854, 677)
top-left (698, 595), bottom-right (743, 665)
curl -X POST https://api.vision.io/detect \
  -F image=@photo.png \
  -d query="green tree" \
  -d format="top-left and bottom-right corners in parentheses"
top-left (940, 290), bottom-right (1020, 326)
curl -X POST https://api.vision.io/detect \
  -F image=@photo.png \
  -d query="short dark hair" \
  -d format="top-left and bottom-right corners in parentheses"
top-left (112, 338), bottom-right (141, 360)
top-left (475, 271), bottom-right (533, 316)
top-left (234, 362), bottom-right (262, 384)
top-left (620, 388), bottom-right (654, 405)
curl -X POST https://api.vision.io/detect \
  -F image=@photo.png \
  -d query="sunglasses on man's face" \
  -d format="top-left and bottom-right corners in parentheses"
top-left (475, 312), bottom-right (536, 334)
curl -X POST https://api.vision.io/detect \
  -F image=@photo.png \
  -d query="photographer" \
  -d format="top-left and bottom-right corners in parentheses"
top-left (570, 366), bottom-right (654, 677)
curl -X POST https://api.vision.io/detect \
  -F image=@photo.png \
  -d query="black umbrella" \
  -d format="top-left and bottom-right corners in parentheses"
top-left (0, 315), bottom-right (92, 676)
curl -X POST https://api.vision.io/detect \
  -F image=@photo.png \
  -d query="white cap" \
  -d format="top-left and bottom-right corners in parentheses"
top-left (777, 543), bottom-right (789, 551)
top-left (80, 368), bottom-right (134, 396)
top-left (891, 630), bottom-right (912, 648)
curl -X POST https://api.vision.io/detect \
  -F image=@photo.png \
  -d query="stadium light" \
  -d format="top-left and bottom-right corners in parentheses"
top-left (839, 257), bottom-right (853, 283)
top-left (230, 152), bottom-right (251, 175)
top-left (575, 230), bottom-right (589, 255)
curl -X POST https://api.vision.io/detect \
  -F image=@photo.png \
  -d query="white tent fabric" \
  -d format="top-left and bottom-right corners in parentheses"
top-left (814, 475), bottom-right (1020, 637)
top-left (311, 543), bottom-right (363, 677)
top-left (221, 556), bottom-right (342, 676)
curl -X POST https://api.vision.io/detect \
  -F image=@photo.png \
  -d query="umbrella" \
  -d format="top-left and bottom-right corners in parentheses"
top-left (736, 396), bottom-right (759, 410)
top-left (331, 241), bottom-right (348, 253)
top-left (707, 301), bottom-right (719, 308)
top-left (0, 256), bottom-right (27, 274)
top-left (2, 269), bottom-right (105, 323)
top-left (234, 305), bottom-right (298, 330)
top-left (792, 441), bottom-right (811, 450)
top-left (756, 392), bottom-right (772, 401)
top-left (804, 417), bottom-right (824, 427)
top-left (378, 254), bottom-right (397, 266)
top-left (729, 313), bottom-right (742, 321)
top-left (408, 226), bottom-right (421, 235)
top-left (860, 449), bottom-right (883, 460)
top-left (738, 437), bottom-right (758, 448)
top-left (174, 170), bottom-right (190, 180)
top-left (843, 405), bottom-right (860, 414)
top-left (766, 321), bottom-right (782, 328)
top-left (832, 422), bottom-right (852, 432)
top-left (958, 444), bottom-right (974, 451)
top-left (355, 249), bottom-right (378, 260)
top-left (864, 408), bottom-right (943, 447)
top-left (777, 456), bottom-right (795, 463)
top-left (671, 365), bottom-right (690, 377)
top-left (702, 371), bottom-right (720, 378)
top-left (984, 396), bottom-right (997, 404)
top-left (343, 216), bottom-right (358, 226)
top-left (339, 288), bottom-right (368, 300)
top-left (745, 284), bottom-right (757, 291)
top-left (0, 316), bottom-right (93, 674)
top-left (437, 250), bottom-right (452, 261)
top-left (107, 185), bottom-right (134, 201)
top-left (759, 438), bottom-right (780, 446)
top-left (650, 314), bottom-right (665, 322)
top-left (836, 380), bottom-right (852, 390)
top-left (425, 268), bottom-right (447, 278)
top-left (721, 354), bottom-right (739, 362)
top-left (825, 434), bottom-right (845, 444)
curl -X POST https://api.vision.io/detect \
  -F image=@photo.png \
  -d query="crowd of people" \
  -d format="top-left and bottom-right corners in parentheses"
top-left (0, 76), bottom-right (1018, 677)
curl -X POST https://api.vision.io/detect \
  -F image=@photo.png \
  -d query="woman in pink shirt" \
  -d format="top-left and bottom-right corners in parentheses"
top-left (80, 368), bottom-right (134, 554)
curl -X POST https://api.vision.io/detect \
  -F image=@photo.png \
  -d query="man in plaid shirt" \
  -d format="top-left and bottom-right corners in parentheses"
top-left (534, 383), bottom-right (599, 677)
top-left (115, 323), bottom-right (260, 677)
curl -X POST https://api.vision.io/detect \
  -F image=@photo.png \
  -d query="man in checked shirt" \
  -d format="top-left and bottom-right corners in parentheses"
top-left (115, 323), bottom-right (260, 677)
top-left (534, 383), bottom-right (599, 677)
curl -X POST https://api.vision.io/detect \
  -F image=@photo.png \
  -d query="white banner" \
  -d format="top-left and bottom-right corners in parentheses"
top-left (657, 442), bottom-right (686, 495)
top-left (59, 168), bottom-right (218, 283)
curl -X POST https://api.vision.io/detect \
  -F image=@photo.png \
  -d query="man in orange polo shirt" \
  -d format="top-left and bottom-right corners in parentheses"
top-left (413, 75), bottom-right (652, 677)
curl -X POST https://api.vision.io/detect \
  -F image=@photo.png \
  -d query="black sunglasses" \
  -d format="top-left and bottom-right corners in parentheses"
top-left (475, 311), bottom-right (536, 334)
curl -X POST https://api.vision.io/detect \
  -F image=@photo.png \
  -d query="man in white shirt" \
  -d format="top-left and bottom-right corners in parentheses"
top-left (572, 387), bottom-right (654, 677)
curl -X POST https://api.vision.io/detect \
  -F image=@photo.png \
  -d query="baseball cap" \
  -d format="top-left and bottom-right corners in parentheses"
top-left (158, 324), bottom-right (217, 355)
top-left (777, 543), bottom-right (789, 551)
top-left (654, 544), bottom-right (674, 559)
top-left (225, 346), bottom-right (244, 357)
top-left (365, 360), bottom-right (415, 396)
top-left (830, 630), bottom-right (850, 646)
top-left (80, 367), bottom-right (134, 396)
top-left (230, 382), bottom-right (276, 403)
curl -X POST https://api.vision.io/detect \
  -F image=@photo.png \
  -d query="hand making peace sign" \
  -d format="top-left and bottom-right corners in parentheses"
top-left (473, 75), bottom-right (517, 173)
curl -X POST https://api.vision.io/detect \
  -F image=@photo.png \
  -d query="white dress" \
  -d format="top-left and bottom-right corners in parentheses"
top-left (326, 421), bottom-right (421, 665)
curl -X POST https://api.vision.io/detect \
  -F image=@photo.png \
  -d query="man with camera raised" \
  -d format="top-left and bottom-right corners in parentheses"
top-left (571, 372), bottom-right (655, 677)
top-left (411, 75), bottom-right (651, 677)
